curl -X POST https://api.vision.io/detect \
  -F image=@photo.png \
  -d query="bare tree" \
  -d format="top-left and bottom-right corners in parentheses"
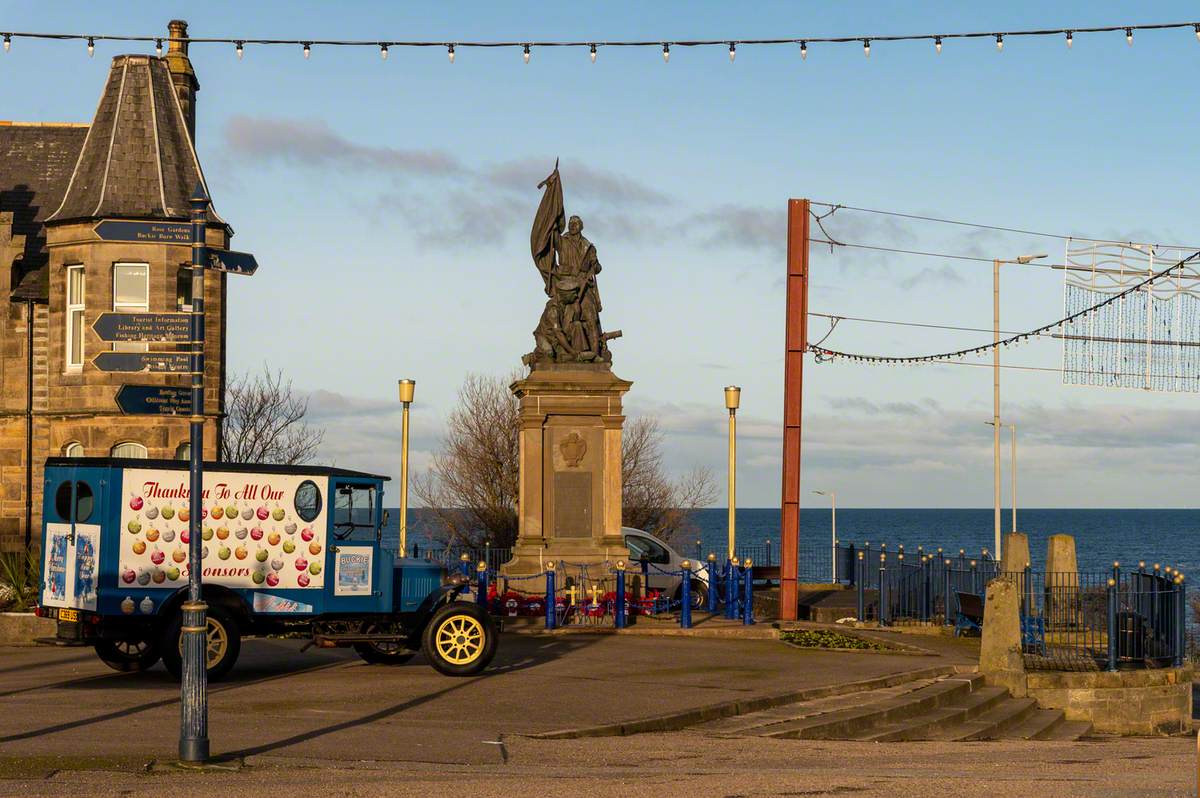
top-left (221, 366), bottom-right (324, 465)
top-left (415, 373), bottom-right (716, 550)
top-left (413, 373), bottom-right (521, 549)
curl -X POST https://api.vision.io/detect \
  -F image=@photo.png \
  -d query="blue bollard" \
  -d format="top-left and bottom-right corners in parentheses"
top-left (943, 558), bottom-right (953, 626)
top-left (680, 566), bottom-right (692, 629)
top-left (879, 557), bottom-right (889, 627)
top-left (856, 551), bottom-right (865, 621)
top-left (1175, 576), bottom-right (1186, 667)
top-left (545, 567), bottom-right (556, 630)
top-left (725, 559), bottom-right (738, 619)
top-left (476, 563), bottom-right (489, 609)
top-left (707, 555), bottom-right (718, 613)
top-left (1106, 576), bottom-right (1118, 671)
top-left (615, 567), bottom-right (627, 629)
top-left (742, 562), bottom-right (754, 625)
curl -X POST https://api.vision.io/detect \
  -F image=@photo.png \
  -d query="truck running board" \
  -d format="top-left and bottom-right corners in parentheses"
top-left (307, 632), bottom-right (412, 649)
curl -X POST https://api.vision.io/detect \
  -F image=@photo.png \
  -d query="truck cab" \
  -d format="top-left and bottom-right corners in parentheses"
top-left (37, 458), bottom-right (496, 678)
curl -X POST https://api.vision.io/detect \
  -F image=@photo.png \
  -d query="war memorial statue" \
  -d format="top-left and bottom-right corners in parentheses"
top-left (525, 165), bottom-right (622, 367)
top-left (503, 163), bottom-right (632, 583)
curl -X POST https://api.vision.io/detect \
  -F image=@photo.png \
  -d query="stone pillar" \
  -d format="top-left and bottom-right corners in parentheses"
top-left (1044, 534), bottom-right (1080, 627)
top-left (502, 365), bottom-right (632, 590)
top-left (980, 576), bottom-right (1026, 698)
top-left (999, 531), bottom-right (1031, 574)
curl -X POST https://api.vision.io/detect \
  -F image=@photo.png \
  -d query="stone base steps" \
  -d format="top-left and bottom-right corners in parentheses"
top-left (690, 671), bottom-right (1091, 742)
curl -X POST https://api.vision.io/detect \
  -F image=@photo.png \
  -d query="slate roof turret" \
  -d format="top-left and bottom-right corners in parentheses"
top-left (46, 54), bottom-right (223, 225)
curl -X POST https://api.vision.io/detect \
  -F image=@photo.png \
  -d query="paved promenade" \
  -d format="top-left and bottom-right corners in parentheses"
top-left (0, 633), bottom-right (1192, 796)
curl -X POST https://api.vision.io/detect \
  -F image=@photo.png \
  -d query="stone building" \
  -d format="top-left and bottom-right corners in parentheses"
top-left (0, 21), bottom-right (234, 551)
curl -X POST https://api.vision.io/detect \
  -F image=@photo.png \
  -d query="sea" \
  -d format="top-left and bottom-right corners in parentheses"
top-left (382, 508), bottom-right (1199, 577)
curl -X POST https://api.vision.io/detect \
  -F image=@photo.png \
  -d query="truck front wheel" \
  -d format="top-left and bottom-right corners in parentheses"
top-left (94, 638), bottom-right (160, 672)
top-left (160, 604), bottom-right (241, 681)
top-left (421, 602), bottom-right (497, 676)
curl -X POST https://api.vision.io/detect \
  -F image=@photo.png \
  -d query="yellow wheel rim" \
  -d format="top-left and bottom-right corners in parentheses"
top-left (177, 618), bottom-right (229, 669)
top-left (434, 614), bottom-right (485, 665)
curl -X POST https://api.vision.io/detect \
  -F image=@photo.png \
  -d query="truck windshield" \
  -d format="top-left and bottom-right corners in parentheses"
top-left (333, 483), bottom-right (376, 541)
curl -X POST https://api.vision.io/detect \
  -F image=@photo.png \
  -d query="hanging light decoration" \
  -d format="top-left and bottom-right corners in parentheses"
top-left (662, 42), bottom-right (670, 62)
top-left (589, 43), bottom-right (596, 62)
top-left (87, 37), bottom-right (94, 57)
top-left (523, 43), bottom-right (530, 63)
top-left (302, 42), bottom-right (311, 59)
top-left (1126, 27), bottom-right (1133, 46)
top-left (800, 40), bottom-right (807, 60)
top-left (236, 40), bottom-right (244, 59)
top-left (155, 38), bottom-right (163, 57)
top-left (4, 33), bottom-right (11, 53)
top-left (448, 43), bottom-right (455, 63)
top-left (863, 38), bottom-right (870, 57)
top-left (1066, 30), bottom-right (1073, 48)
top-left (996, 33), bottom-right (1004, 51)
top-left (935, 36), bottom-right (942, 54)
top-left (728, 42), bottom-right (736, 62)
top-left (1194, 24), bottom-right (1200, 42)
top-left (379, 43), bottom-right (388, 60)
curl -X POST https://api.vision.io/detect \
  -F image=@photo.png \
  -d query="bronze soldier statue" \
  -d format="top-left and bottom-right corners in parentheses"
top-left (527, 165), bottom-right (620, 366)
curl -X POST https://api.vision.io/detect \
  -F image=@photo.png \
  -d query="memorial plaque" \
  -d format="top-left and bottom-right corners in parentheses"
top-left (554, 471), bottom-right (592, 538)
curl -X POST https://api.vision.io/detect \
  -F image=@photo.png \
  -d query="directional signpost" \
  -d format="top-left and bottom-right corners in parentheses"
top-left (92, 312), bottom-right (190, 344)
top-left (114, 385), bottom-right (191, 415)
top-left (92, 351), bottom-right (191, 373)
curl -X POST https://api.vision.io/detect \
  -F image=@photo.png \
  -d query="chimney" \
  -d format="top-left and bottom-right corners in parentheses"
top-left (164, 19), bottom-right (199, 142)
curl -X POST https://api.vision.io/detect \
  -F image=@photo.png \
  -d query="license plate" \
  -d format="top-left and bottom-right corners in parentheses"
top-left (58, 608), bottom-right (79, 622)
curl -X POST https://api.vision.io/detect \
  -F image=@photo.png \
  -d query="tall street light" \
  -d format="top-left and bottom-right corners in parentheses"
top-left (985, 421), bottom-right (1018, 535)
top-left (724, 386), bottom-right (741, 561)
top-left (398, 379), bottom-right (415, 557)
top-left (812, 490), bottom-right (836, 581)
top-left (992, 254), bottom-right (1044, 560)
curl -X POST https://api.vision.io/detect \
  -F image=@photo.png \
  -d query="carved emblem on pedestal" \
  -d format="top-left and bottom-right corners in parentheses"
top-left (560, 432), bottom-right (587, 467)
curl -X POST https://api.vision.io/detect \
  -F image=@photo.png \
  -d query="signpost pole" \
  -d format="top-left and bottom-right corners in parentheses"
top-left (179, 185), bottom-right (209, 763)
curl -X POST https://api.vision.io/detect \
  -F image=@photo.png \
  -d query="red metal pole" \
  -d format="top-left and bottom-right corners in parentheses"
top-left (780, 198), bottom-right (809, 621)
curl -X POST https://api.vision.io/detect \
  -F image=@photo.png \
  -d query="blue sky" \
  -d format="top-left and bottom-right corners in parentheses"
top-left (6, 1), bottom-right (1200, 507)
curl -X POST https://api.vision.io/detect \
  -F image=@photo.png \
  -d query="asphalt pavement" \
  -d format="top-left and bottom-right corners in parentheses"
top-left (0, 632), bottom-right (1192, 797)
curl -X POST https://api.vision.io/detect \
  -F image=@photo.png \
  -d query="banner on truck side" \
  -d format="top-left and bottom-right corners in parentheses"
top-left (333, 546), bottom-right (373, 596)
top-left (118, 469), bottom-right (328, 591)
top-left (42, 523), bottom-right (100, 610)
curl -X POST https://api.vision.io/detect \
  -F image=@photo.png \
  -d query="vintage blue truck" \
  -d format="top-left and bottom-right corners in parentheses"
top-left (37, 457), bottom-right (496, 679)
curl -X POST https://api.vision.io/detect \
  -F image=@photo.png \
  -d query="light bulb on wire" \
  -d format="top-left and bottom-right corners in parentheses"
top-left (155, 38), bottom-right (162, 57)
top-left (236, 41), bottom-right (244, 59)
top-left (800, 40), bottom-right (807, 59)
top-left (728, 42), bottom-right (736, 62)
top-left (1066, 31), bottom-right (1073, 49)
top-left (934, 36), bottom-right (942, 54)
top-left (996, 34), bottom-right (1004, 51)
top-left (448, 44), bottom-right (455, 63)
top-left (863, 38), bottom-right (870, 58)
top-left (303, 42), bottom-right (311, 59)
top-left (1126, 28), bottom-right (1133, 46)
top-left (4, 33), bottom-right (11, 53)
top-left (380, 43), bottom-right (388, 60)
top-left (87, 37), bottom-right (94, 58)
top-left (523, 43), bottom-right (530, 63)
top-left (589, 43), bottom-right (596, 62)
top-left (662, 42), bottom-right (670, 62)
top-left (1195, 24), bottom-right (1200, 42)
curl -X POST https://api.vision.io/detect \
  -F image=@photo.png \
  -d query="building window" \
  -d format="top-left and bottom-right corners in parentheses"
top-left (112, 263), bottom-right (149, 353)
top-left (176, 266), bottom-right (193, 311)
top-left (175, 441), bottom-right (191, 460)
top-left (65, 265), bottom-right (85, 370)
top-left (111, 441), bottom-right (148, 458)
top-left (64, 442), bottom-right (85, 458)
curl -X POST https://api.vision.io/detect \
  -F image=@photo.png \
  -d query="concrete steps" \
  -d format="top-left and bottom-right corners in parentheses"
top-left (691, 671), bottom-right (1091, 742)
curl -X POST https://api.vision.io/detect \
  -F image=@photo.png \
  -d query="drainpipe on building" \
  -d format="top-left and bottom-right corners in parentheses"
top-left (24, 298), bottom-right (33, 550)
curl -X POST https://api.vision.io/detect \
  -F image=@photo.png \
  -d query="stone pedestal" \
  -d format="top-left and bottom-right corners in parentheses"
top-left (1045, 534), bottom-right (1080, 625)
top-left (501, 365), bottom-right (631, 589)
top-left (999, 531), bottom-right (1031, 574)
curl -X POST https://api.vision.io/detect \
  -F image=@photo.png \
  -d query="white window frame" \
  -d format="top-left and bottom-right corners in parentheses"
top-left (64, 442), bottom-right (85, 458)
top-left (175, 441), bottom-right (191, 461)
top-left (112, 263), bottom-right (149, 353)
top-left (110, 441), bottom-right (148, 458)
top-left (65, 264), bottom-right (85, 371)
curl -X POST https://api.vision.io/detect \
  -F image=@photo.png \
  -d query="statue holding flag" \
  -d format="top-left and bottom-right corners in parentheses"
top-left (526, 163), bottom-right (620, 367)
